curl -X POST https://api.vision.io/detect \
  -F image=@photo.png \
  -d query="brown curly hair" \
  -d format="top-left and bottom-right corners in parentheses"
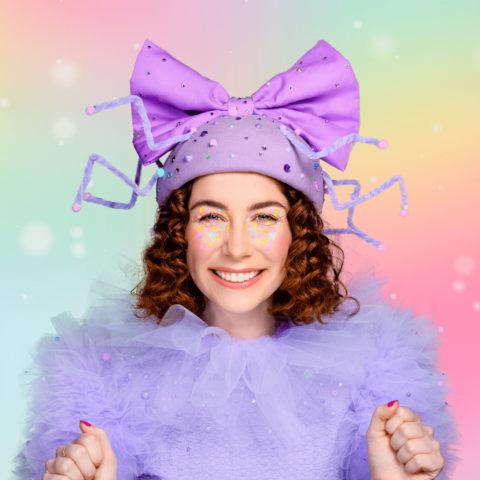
top-left (131, 175), bottom-right (360, 328)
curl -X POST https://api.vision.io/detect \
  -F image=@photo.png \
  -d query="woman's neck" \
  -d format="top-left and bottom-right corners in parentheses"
top-left (200, 299), bottom-right (277, 340)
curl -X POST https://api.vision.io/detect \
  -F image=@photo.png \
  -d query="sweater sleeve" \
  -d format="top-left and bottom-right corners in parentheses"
top-left (333, 299), bottom-right (462, 480)
top-left (10, 306), bottom-right (158, 480)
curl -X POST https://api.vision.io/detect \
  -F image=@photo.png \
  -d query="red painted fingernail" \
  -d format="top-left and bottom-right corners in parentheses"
top-left (81, 420), bottom-right (92, 426)
top-left (387, 400), bottom-right (398, 407)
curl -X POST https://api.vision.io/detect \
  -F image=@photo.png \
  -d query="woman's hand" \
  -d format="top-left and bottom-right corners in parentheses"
top-left (366, 401), bottom-right (444, 480)
top-left (42, 421), bottom-right (117, 480)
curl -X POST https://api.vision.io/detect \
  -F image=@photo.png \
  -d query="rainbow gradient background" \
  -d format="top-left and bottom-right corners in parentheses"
top-left (1, 0), bottom-right (478, 476)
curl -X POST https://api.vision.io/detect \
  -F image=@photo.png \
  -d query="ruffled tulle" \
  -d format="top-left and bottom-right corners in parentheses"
top-left (10, 257), bottom-right (462, 480)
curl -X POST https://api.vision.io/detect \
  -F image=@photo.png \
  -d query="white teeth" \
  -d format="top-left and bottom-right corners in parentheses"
top-left (214, 270), bottom-right (261, 283)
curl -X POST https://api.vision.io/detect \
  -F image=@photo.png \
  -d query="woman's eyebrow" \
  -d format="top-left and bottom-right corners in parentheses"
top-left (189, 200), bottom-right (287, 211)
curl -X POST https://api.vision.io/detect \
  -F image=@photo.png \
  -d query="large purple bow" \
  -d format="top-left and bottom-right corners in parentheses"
top-left (131, 39), bottom-right (360, 171)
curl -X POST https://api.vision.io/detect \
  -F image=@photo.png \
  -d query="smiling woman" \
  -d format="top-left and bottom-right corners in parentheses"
top-left (11, 38), bottom-right (460, 480)
top-left (132, 171), bottom-right (359, 340)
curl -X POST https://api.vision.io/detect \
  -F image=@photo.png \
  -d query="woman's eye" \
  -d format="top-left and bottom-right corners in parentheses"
top-left (200, 214), bottom-right (222, 221)
top-left (252, 214), bottom-right (276, 222)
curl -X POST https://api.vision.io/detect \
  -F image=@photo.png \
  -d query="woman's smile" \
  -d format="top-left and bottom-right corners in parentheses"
top-left (209, 268), bottom-right (267, 289)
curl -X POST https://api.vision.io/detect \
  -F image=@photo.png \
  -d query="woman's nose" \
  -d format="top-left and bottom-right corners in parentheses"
top-left (223, 218), bottom-right (253, 256)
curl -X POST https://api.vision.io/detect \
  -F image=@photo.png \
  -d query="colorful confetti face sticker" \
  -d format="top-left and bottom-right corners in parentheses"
top-left (189, 207), bottom-right (230, 250)
top-left (244, 209), bottom-right (287, 252)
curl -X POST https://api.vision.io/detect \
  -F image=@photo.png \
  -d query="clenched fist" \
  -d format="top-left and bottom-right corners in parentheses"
top-left (367, 400), bottom-right (444, 480)
top-left (42, 421), bottom-right (117, 480)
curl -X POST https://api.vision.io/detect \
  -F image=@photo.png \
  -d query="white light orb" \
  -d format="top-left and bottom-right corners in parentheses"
top-left (71, 242), bottom-right (86, 257)
top-left (371, 33), bottom-right (394, 55)
top-left (53, 117), bottom-right (76, 139)
top-left (20, 221), bottom-right (55, 256)
top-left (71, 226), bottom-right (84, 239)
top-left (452, 280), bottom-right (465, 293)
top-left (454, 255), bottom-right (475, 276)
top-left (50, 61), bottom-right (79, 88)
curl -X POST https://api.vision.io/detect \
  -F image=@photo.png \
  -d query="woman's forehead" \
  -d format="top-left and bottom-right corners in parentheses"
top-left (189, 173), bottom-right (287, 210)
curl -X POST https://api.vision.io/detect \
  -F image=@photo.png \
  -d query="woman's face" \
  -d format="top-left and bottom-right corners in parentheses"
top-left (186, 172), bottom-right (292, 315)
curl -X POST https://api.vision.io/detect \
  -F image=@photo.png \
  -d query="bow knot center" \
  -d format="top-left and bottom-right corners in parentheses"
top-left (228, 96), bottom-right (255, 116)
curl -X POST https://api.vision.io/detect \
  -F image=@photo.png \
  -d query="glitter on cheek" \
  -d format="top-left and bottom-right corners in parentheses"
top-left (191, 212), bottom-right (230, 247)
top-left (244, 213), bottom-right (283, 251)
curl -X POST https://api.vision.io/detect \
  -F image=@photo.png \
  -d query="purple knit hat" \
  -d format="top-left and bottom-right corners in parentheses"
top-left (73, 39), bottom-right (408, 250)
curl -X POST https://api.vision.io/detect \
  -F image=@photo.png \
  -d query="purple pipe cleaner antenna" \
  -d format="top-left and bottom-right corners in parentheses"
top-left (73, 95), bottom-right (195, 212)
top-left (72, 157), bottom-right (158, 211)
top-left (279, 128), bottom-right (389, 160)
top-left (321, 170), bottom-right (409, 251)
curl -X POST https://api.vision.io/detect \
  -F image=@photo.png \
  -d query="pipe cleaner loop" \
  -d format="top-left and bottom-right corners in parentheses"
top-left (73, 95), bottom-right (195, 211)
top-left (322, 170), bottom-right (408, 250)
top-left (72, 156), bottom-right (157, 211)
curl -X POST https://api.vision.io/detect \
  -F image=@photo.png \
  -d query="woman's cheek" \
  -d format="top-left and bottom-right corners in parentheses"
top-left (245, 214), bottom-right (288, 253)
top-left (189, 212), bottom-right (228, 251)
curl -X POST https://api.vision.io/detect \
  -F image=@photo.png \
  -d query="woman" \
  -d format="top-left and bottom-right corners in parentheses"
top-left (11, 39), bottom-right (460, 480)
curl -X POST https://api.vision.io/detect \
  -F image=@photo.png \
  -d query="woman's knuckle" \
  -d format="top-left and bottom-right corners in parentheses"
top-left (83, 433), bottom-right (99, 445)
top-left (57, 456), bottom-right (76, 471)
top-left (396, 406), bottom-right (406, 416)
top-left (432, 439), bottom-right (441, 452)
top-left (398, 423), bottom-right (409, 435)
top-left (69, 444), bottom-right (85, 459)
top-left (405, 439), bottom-right (416, 453)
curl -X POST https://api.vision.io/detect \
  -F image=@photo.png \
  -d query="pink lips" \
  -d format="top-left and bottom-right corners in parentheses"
top-left (210, 269), bottom-right (266, 289)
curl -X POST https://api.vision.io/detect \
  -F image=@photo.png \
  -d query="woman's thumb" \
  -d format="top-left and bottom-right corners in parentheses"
top-left (366, 400), bottom-right (400, 442)
top-left (79, 420), bottom-right (117, 466)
